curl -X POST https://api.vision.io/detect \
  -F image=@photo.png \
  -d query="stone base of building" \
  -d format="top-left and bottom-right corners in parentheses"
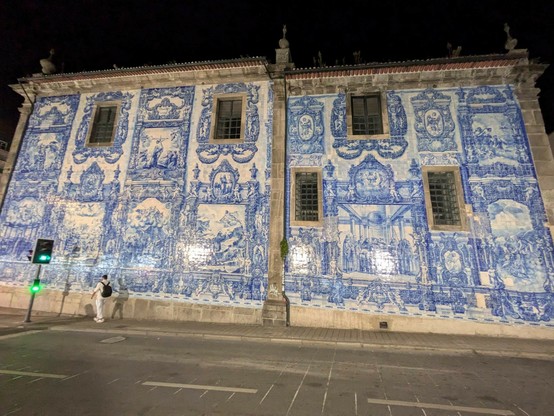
top-left (1, 286), bottom-right (553, 339)
top-left (261, 298), bottom-right (287, 326)
top-left (0, 287), bottom-right (262, 325)
top-left (289, 305), bottom-right (554, 340)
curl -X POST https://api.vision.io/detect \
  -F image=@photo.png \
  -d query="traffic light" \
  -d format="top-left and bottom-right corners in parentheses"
top-left (30, 278), bottom-right (42, 294)
top-left (32, 239), bottom-right (54, 264)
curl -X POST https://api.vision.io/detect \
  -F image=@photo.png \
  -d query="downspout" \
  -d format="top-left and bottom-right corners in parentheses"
top-left (0, 80), bottom-right (35, 213)
top-left (263, 61), bottom-right (290, 326)
top-left (281, 72), bottom-right (290, 326)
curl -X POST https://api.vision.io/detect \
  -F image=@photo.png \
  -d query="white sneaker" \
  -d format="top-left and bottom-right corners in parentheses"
top-left (97, 319), bottom-right (105, 323)
top-left (93, 317), bottom-right (99, 322)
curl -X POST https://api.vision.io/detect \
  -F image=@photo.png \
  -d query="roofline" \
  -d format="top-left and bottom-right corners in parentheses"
top-left (284, 52), bottom-right (540, 78)
top-left (17, 56), bottom-right (270, 84)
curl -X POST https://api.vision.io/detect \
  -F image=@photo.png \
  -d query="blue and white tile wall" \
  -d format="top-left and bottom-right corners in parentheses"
top-left (285, 85), bottom-right (554, 327)
top-left (0, 81), bottom-right (273, 309)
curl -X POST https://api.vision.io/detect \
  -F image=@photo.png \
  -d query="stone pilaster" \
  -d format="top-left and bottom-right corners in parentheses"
top-left (0, 102), bottom-right (32, 209)
top-left (262, 76), bottom-right (287, 326)
top-left (515, 83), bottom-right (554, 227)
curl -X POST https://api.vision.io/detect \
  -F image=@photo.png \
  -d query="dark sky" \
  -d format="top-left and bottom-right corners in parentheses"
top-left (1, 0), bottom-right (553, 139)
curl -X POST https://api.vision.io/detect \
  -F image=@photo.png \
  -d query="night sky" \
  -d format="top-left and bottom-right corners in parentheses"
top-left (1, 0), bottom-right (553, 140)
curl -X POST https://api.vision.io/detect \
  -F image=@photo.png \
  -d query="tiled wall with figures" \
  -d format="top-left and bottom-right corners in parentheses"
top-left (284, 85), bottom-right (554, 326)
top-left (0, 81), bottom-right (273, 308)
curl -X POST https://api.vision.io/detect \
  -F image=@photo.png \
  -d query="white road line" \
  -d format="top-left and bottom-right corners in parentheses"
top-left (225, 392), bottom-right (235, 402)
top-left (286, 364), bottom-right (311, 416)
top-left (142, 381), bottom-right (257, 394)
top-left (259, 384), bottom-right (274, 404)
top-left (354, 392), bottom-right (358, 415)
top-left (60, 371), bottom-right (87, 382)
top-left (378, 364), bottom-right (457, 373)
top-left (27, 378), bottom-right (43, 384)
top-left (366, 398), bottom-right (515, 415)
top-left (514, 404), bottom-right (531, 416)
top-left (0, 370), bottom-right (67, 379)
top-left (321, 349), bottom-right (336, 414)
top-left (107, 378), bottom-right (120, 385)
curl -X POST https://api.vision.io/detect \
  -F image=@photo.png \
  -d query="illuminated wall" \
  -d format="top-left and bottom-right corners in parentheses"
top-left (284, 86), bottom-right (554, 326)
top-left (0, 81), bottom-right (273, 309)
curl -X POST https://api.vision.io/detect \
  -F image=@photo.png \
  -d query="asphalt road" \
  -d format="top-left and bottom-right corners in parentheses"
top-left (1, 329), bottom-right (553, 416)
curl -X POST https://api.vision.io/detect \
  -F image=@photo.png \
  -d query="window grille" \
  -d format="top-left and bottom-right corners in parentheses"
top-left (215, 98), bottom-right (242, 139)
top-left (295, 172), bottom-right (319, 222)
top-left (89, 105), bottom-right (117, 145)
top-left (351, 95), bottom-right (383, 135)
top-left (427, 171), bottom-right (461, 226)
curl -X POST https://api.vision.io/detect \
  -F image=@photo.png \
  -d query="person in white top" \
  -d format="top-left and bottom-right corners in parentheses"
top-left (91, 274), bottom-right (110, 323)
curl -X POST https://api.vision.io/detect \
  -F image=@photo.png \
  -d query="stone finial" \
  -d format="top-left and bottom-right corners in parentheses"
top-left (504, 23), bottom-right (518, 51)
top-left (40, 48), bottom-right (56, 75)
top-left (278, 24), bottom-right (289, 49)
top-left (447, 42), bottom-right (462, 58)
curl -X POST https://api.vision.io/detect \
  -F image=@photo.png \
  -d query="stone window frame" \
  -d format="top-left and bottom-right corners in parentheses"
top-left (86, 101), bottom-right (121, 147)
top-left (346, 91), bottom-right (389, 140)
top-left (209, 93), bottom-right (247, 144)
top-left (422, 165), bottom-right (468, 232)
top-left (290, 167), bottom-right (324, 227)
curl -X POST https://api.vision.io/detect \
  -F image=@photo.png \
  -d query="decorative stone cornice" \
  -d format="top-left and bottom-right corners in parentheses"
top-left (11, 57), bottom-right (271, 97)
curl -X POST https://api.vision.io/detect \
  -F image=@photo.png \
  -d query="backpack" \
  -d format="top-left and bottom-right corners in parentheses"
top-left (101, 281), bottom-right (112, 298)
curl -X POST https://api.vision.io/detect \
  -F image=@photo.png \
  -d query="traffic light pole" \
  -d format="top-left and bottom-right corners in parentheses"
top-left (24, 264), bottom-right (42, 323)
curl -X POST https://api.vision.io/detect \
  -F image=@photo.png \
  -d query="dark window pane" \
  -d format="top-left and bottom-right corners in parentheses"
top-left (427, 171), bottom-right (461, 226)
top-left (215, 99), bottom-right (242, 139)
top-left (89, 106), bottom-right (117, 145)
top-left (351, 95), bottom-right (383, 135)
top-left (295, 172), bottom-right (319, 222)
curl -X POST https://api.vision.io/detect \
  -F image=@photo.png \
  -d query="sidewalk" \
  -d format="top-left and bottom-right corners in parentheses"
top-left (1, 307), bottom-right (554, 361)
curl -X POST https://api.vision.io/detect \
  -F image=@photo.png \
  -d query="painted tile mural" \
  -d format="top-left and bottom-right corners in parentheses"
top-left (0, 81), bottom-right (273, 308)
top-left (285, 86), bottom-right (554, 326)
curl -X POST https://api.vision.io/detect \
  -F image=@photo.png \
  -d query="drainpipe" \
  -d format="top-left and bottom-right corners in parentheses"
top-left (0, 80), bottom-right (35, 214)
top-left (263, 61), bottom-right (290, 326)
top-left (282, 72), bottom-right (290, 326)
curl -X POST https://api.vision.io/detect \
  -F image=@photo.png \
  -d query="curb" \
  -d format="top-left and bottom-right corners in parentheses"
top-left (49, 325), bottom-right (554, 361)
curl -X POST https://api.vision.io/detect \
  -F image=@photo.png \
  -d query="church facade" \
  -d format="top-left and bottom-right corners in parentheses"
top-left (0, 36), bottom-right (553, 338)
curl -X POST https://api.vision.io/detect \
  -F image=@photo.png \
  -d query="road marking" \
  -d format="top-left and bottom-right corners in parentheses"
top-left (286, 364), bottom-right (311, 416)
top-left (378, 364), bottom-right (457, 373)
top-left (367, 398), bottom-right (515, 415)
top-left (259, 384), bottom-right (274, 404)
top-left (27, 378), bottom-right (44, 384)
top-left (0, 370), bottom-right (67, 379)
top-left (321, 348), bottom-right (336, 414)
top-left (142, 381), bottom-right (257, 394)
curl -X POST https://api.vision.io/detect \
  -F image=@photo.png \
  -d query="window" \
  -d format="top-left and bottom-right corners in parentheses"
top-left (291, 168), bottom-right (323, 226)
top-left (87, 104), bottom-right (119, 146)
top-left (211, 95), bottom-right (246, 142)
top-left (346, 92), bottom-right (389, 139)
top-left (423, 166), bottom-right (467, 231)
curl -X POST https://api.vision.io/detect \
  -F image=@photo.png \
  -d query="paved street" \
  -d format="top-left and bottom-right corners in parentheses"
top-left (1, 308), bottom-right (554, 415)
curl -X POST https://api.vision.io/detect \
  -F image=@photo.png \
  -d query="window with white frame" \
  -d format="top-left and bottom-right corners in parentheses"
top-left (291, 168), bottom-right (323, 226)
top-left (87, 104), bottom-right (119, 146)
top-left (422, 166), bottom-right (467, 231)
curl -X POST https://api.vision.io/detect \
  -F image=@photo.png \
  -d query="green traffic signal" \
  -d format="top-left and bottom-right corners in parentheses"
top-left (30, 279), bottom-right (41, 294)
top-left (32, 239), bottom-right (54, 264)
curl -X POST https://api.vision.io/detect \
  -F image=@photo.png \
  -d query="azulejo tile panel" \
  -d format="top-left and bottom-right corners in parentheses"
top-left (284, 85), bottom-right (554, 325)
top-left (0, 82), bottom-right (273, 308)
